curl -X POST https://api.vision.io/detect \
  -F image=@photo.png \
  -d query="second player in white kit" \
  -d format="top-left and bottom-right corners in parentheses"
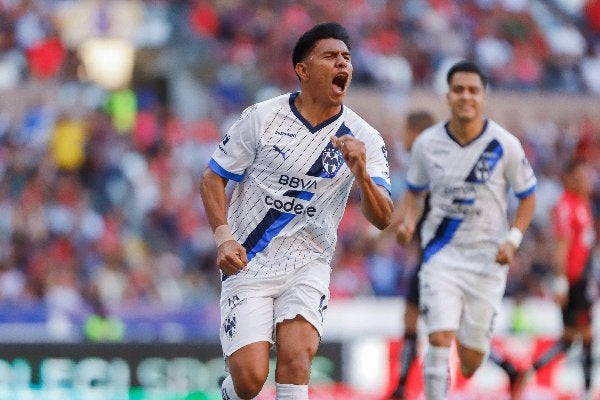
top-left (396, 60), bottom-right (536, 400)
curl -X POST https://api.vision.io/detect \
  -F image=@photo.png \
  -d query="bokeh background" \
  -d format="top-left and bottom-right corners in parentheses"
top-left (0, 0), bottom-right (599, 399)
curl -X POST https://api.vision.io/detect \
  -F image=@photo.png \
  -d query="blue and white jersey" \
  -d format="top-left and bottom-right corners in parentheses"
top-left (407, 119), bottom-right (536, 274)
top-left (209, 92), bottom-right (391, 278)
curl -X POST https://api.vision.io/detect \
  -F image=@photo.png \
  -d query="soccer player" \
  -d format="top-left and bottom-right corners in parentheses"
top-left (389, 109), bottom-right (525, 400)
top-left (395, 60), bottom-right (537, 400)
top-left (387, 110), bottom-right (435, 400)
top-left (513, 158), bottom-right (596, 398)
top-left (199, 22), bottom-right (393, 400)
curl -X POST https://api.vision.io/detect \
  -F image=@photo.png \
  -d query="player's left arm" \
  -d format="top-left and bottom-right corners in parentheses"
top-left (496, 135), bottom-right (537, 265)
top-left (331, 134), bottom-right (393, 230)
top-left (496, 193), bottom-right (535, 265)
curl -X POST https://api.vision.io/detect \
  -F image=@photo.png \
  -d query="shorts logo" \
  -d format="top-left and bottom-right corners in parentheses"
top-left (222, 387), bottom-right (231, 400)
top-left (322, 148), bottom-right (343, 177)
top-left (318, 295), bottom-right (328, 323)
top-left (223, 314), bottom-right (237, 339)
top-left (227, 294), bottom-right (242, 308)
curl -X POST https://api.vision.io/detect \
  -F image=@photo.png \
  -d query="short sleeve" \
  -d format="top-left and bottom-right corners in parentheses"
top-left (365, 132), bottom-right (391, 195)
top-left (504, 137), bottom-right (537, 198)
top-left (209, 105), bottom-right (260, 182)
top-left (406, 136), bottom-right (430, 192)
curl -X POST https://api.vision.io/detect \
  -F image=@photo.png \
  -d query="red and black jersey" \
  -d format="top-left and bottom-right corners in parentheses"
top-left (552, 190), bottom-right (595, 284)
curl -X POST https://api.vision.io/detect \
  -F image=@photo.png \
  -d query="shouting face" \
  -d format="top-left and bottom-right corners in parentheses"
top-left (296, 38), bottom-right (353, 108)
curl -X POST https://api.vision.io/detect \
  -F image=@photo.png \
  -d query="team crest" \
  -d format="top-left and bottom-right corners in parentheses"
top-left (223, 314), bottom-right (237, 339)
top-left (473, 158), bottom-right (491, 182)
top-left (322, 148), bottom-right (343, 177)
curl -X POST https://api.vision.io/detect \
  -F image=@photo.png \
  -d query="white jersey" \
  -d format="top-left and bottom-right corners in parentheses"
top-left (209, 92), bottom-right (391, 278)
top-left (407, 119), bottom-right (536, 274)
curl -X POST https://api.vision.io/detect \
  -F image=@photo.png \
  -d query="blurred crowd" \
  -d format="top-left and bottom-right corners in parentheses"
top-left (0, 0), bottom-right (600, 339)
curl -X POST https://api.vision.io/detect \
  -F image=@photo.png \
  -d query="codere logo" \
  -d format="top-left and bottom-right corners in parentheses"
top-left (264, 194), bottom-right (316, 217)
top-left (265, 180), bottom-right (317, 216)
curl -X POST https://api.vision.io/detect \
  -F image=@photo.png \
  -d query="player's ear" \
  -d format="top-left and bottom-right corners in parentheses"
top-left (295, 62), bottom-right (309, 81)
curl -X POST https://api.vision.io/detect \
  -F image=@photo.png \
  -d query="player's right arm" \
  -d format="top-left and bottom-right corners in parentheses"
top-left (199, 168), bottom-right (248, 275)
top-left (395, 189), bottom-right (426, 246)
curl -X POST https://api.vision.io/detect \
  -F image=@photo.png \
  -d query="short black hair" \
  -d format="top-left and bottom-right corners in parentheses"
top-left (292, 22), bottom-right (351, 67)
top-left (446, 60), bottom-right (488, 88)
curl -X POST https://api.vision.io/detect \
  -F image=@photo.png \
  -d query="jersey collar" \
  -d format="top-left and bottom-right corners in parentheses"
top-left (289, 92), bottom-right (344, 133)
top-left (444, 119), bottom-right (489, 147)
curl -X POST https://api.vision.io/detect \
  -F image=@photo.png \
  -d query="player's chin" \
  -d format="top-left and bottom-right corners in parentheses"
top-left (328, 92), bottom-right (346, 106)
top-left (457, 113), bottom-right (477, 123)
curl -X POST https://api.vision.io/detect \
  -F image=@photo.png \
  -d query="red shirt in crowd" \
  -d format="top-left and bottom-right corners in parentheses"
top-left (552, 190), bottom-right (595, 284)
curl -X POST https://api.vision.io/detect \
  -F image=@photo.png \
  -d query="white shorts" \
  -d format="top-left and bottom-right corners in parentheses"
top-left (419, 264), bottom-right (507, 353)
top-left (219, 263), bottom-right (331, 357)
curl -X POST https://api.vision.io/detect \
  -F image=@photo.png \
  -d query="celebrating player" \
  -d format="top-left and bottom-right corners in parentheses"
top-left (395, 60), bottom-right (537, 400)
top-left (199, 22), bottom-right (393, 400)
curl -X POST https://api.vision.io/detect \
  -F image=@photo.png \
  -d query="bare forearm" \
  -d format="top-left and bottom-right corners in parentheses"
top-left (394, 190), bottom-right (425, 245)
top-left (512, 194), bottom-right (535, 234)
top-left (357, 178), bottom-right (393, 230)
top-left (403, 191), bottom-right (425, 228)
top-left (199, 168), bottom-right (229, 231)
top-left (553, 239), bottom-right (569, 275)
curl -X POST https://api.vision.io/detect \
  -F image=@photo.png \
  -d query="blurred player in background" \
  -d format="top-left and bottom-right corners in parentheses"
top-left (387, 110), bottom-right (435, 400)
top-left (388, 109), bottom-right (527, 400)
top-left (199, 22), bottom-right (393, 400)
top-left (513, 158), bottom-right (596, 399)
top-left (395, 60), bottom-right (537, 400)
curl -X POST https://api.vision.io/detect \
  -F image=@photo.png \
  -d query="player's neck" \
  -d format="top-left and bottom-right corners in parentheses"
top-left (447, 117), bottom-right (485, 145)
top-left (295, 93), bottom-right (342, 126)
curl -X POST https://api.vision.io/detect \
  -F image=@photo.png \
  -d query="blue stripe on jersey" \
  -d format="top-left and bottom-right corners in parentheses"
top-left (283, 190), bottom-right (315, 200)
top-left (306, 123), bottom-right (352, 178)
top-left (422, 217), bottom-right (462, 263)
top-left (515, 184), bottom-right (536, 199)
top-left (242, 208), bottom-right (295, 261)
top-left (465, 139), bottom-right (503, 183)
top-left (208, 158), bottom-right (245, 182)
top-left (371, 177), bottom-right (392, 195)
top-left (452, 198), bottom-right (474, 205)
top-left (407, 182), bottom-right (429, 192)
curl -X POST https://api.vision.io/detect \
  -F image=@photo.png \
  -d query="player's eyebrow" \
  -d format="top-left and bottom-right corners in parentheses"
top-left (451, 84), bottom-right (482, 92)
top-left (320, 50), bottom-right (351, 58)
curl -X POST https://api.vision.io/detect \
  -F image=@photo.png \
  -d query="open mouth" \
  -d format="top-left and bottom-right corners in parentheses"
top-left (332, 73), bottom-right (348, 94)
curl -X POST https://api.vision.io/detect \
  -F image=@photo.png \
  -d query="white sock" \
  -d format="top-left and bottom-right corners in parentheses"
top-left (221, 375), bottom-right (244, 400)
top-left (424, 346), bottom-right (451, 400)
top-left (275, 382), bottom-right (308, 399)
